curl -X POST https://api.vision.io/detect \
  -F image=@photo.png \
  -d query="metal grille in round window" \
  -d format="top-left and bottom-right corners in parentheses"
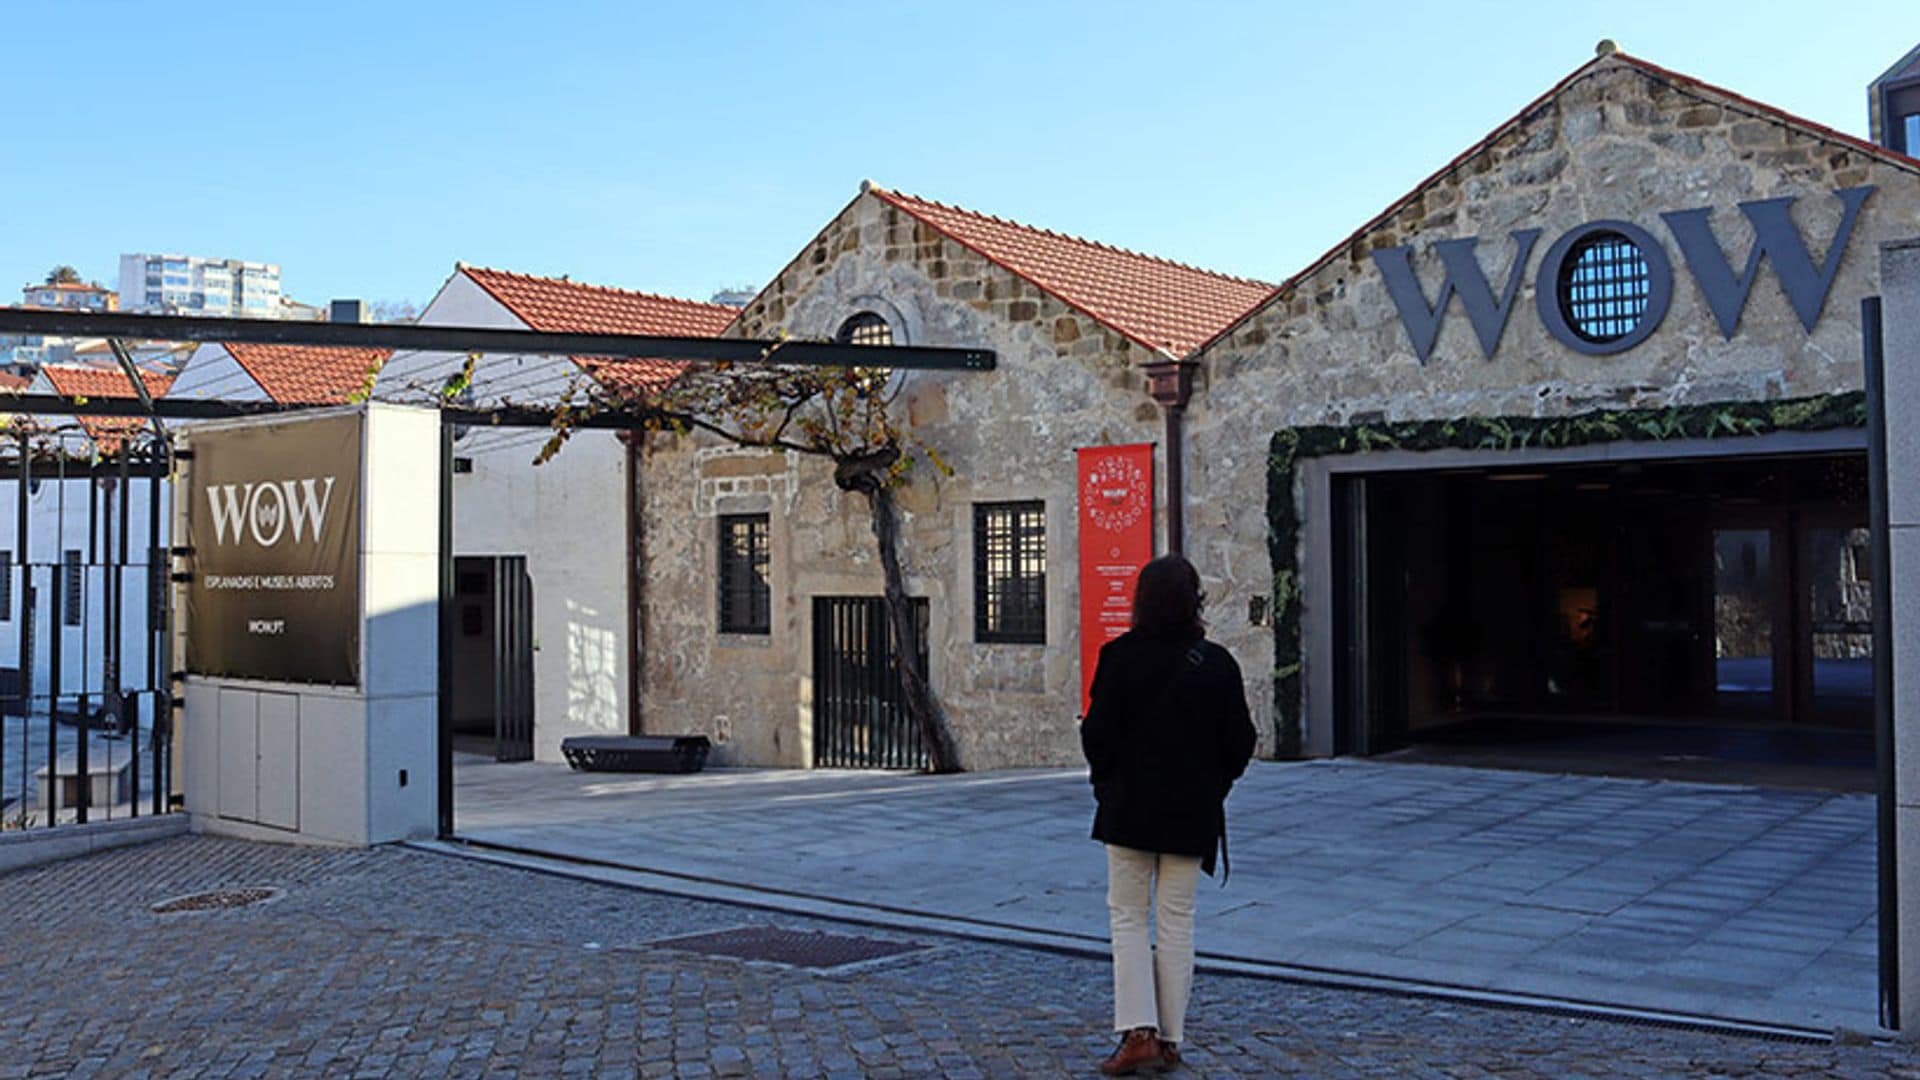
top-left (1557, 231), bottom-right (1652, 344)
top-left (836, 312), bottom-right (893, 346)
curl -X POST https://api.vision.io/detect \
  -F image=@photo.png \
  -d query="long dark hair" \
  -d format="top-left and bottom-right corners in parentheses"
top-left (1130, 554), bottom-right (1205, 641)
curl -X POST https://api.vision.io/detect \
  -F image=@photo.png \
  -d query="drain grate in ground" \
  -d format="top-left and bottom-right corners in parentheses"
top-left (646, 926), bottom-right (930, 970)
top-left (150, 887), bottom-right (280, 914)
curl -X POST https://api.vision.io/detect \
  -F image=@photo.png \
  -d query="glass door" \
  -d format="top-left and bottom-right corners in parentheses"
top-left (1799, 521), bottom-right (1874, 728)
top-left (1712, 526), bottom-right (1783, 720)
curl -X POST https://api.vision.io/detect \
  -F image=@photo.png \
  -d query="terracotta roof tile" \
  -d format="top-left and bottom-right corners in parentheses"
top-left (41, 363), bottom-right (173, 401)
top-left (223, 344), bottom-right (390, 405)
top-left (0, 372), bottom-right (31, 392)
top-left (867, 188), bottom-right (1273, 356)
top-left (39, 363), bottom-right (174, 452)
top-left (25, 281), bottom-right (112, 293)
top-left (460, 266), bottom-right (740, 394)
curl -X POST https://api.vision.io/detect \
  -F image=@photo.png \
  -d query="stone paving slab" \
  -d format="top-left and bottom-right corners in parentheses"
top-left (3, 835), bottom-right (1917, 1078)
top-left (454, 757), bottom-right (1882, 1033)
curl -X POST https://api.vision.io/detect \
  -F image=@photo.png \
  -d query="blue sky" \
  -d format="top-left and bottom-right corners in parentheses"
top-left (2, 1), bottom-right (1911, 310)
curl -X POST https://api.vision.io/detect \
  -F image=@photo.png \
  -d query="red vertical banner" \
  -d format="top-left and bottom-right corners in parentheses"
top-left (1077, 443), bottom-right (1156, 714)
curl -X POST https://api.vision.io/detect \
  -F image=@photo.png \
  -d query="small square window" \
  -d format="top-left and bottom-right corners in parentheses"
top-left (718, 514), bottom-right (771, 635)
top-left (974, 501), bottom-right (1046, 644)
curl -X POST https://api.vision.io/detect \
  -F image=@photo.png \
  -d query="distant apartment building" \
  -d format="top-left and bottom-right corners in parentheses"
top-left (117, 253), bottom-right (282, 317)
top-left (20, 281), bottom-right (117, 312)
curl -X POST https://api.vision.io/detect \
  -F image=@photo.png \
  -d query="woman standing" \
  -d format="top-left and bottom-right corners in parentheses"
top-left (1081, 554), bottom-right (1256, 1075)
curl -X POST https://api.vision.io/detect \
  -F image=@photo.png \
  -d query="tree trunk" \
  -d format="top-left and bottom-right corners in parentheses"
top-left (864, 484), bottom-right (962, 773)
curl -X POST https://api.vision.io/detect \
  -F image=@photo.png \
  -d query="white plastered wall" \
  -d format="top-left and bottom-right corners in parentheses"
top-left (377, 269), bottom-right (631, 763)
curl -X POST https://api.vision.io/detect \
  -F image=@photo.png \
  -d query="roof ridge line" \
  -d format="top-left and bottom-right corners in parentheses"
top-left (871, 187), bottom-right (1273, 287)
top-left (1189, 50), bottom-right (1718, 355)
top-left (461, 265), bottom-right (743, 313)
top-left (1193, 48), bottom-right (1920, 357)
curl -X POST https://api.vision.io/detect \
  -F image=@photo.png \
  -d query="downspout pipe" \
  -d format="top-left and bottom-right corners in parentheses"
top-left (1143, 354), bottom-right (1199, 556)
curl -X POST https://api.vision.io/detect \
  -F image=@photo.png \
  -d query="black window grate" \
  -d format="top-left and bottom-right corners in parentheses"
top-left (836, 311), bottom-right (893, 347)
top-left (0, 549), bottom-right (10, 623)
top-left (974, 501), bottom-right (1046, 643)
top-left (1559, 231), bottom-right (1651, 344)
top-left (718, 514), bottom-right (771, 635)
top-left (62, 549), bottom-right (82, 627)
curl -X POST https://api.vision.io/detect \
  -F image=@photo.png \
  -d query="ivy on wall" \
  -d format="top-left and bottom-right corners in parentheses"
top-left (1264, 392), bottom-right (1867, 758)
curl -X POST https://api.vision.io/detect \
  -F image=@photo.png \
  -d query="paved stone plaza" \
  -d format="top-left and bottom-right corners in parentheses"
top-left (455, 758), bottom-right (1881, 1033)
top-left (3, 835), bottom-right (1917, 1078)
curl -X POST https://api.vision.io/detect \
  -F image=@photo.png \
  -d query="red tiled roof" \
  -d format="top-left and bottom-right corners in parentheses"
top-left (26, 281), bottom-right (112, 293)
top-left (867, 187), bottom-right (1273, 357)
top-left (0, 372), bottom-right (31, 392)
top-left (41, 363), bottom-right (173, 400)
top-left (223, 343), bottom-right (390, 405)
top-left (39, 364), bottom-right (175, 452)
top-left (460, 266), bottom-right (740, 394)
top-left (1195, 50), bottom-right (1920, 355)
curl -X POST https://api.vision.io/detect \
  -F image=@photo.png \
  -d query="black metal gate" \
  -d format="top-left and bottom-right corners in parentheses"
top-left (491, 556), bottom-right (534, 762)
top-left (812, 596), bottom-right (928, 769)
top-left (2, 431), bottom-right (174, 831)
top-left (453, 555), bottom-right (535, 763)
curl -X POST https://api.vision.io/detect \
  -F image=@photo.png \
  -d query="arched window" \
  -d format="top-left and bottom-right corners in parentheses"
top-left (835, 311), bottom-right (893, 346)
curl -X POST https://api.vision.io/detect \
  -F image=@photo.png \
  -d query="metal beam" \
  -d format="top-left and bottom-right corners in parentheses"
top-left (0, 310), bottom-right (996, 371)
top-left (0, 392), bottom-right (680, 431)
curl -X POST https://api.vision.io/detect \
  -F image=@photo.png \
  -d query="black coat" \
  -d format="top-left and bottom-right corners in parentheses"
top-left (1080, 630), bottom-right (1256, 876)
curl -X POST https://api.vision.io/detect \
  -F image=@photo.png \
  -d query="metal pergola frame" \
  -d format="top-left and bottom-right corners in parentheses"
top-left (0, 308), bottom-right (998, 841)
top-left (0, 310), bottom-right (997, 372)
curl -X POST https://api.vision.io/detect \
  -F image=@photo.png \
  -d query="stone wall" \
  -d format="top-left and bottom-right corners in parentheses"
top-left (1187, 58), bottom-right (1920, 753)
top-left (638, 192), bottom-right (1164, 769)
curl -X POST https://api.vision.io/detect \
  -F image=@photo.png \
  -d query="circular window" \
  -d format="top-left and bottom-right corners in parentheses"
top-left (835, 311), bottom-right (893, 347)
top-left (1557, 230), bottom-right (1652, 344)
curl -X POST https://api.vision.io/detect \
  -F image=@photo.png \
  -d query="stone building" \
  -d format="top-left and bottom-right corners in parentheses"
top-left (633, 187), bottom-right (1269, 769)
top-left (1184, 48), bottom-right (1920, 767)
top-left (630, 47), bottom-right (1920, 777)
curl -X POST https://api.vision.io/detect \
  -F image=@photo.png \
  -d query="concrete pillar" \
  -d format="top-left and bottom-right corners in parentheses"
top-left (1882, 238), bottom-right (1920, 1033)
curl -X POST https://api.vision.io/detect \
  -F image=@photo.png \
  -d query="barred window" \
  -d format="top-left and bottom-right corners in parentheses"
top-left (63, 549), bottom-right (82, 626)
top-left (835, 311), bottom-right (893, 346)
top-left (974, 501), bottom-right (1046, 643)
top-left (0, 549), bottom-right (11, 622)
top-left (718, 514), bottom-right (771, 635)
top-left (1557, 230), bottom-right (1651, 344)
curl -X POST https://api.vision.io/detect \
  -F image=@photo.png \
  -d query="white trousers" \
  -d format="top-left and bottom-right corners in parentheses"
top-left (1105, 844), bottom-right (1202, 1043)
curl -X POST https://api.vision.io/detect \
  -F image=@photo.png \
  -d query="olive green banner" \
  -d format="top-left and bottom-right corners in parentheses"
top-left (185, 412), bottom-right (363, 685)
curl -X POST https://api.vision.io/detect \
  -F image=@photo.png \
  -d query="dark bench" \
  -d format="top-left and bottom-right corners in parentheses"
top-left (560, 735), bottom-right (711, 774)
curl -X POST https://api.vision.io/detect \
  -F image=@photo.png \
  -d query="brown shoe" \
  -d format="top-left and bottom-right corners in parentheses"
top-left (1159, 1041), bottom-right (1181, 1070)
top-left (1100, 1028), bottom-right (1163, 1076)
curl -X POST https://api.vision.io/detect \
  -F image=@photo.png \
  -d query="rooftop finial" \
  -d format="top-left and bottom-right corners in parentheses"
top-left (859, 179), bottom-right (874, 194)
top-left (1596, 38), bottom-right (1619, 57)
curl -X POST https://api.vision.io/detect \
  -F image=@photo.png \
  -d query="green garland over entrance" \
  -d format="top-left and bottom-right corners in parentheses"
top-left (1264, 391), bottom-right (1866, 758)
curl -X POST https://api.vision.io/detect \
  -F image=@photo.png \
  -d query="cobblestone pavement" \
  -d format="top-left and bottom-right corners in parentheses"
top-left (3, 837), bottom-right (1917, 1079)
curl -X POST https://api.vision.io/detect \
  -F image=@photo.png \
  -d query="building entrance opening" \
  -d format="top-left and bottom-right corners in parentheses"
top-left (450, 555), bottom-right (534, 762)
top-left (1337, 452), bottom-right (1874, 787)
